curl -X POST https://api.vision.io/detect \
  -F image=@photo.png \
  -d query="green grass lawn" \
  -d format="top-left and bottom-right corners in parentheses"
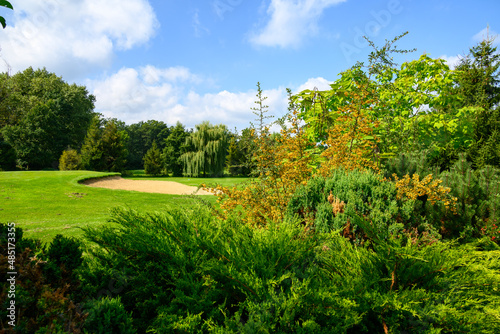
top-left (0, 171), bottom-right (231, 243)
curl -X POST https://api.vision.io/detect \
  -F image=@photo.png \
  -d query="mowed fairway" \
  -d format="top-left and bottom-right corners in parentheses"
top-left (0, 171), bottom-right (222, 243)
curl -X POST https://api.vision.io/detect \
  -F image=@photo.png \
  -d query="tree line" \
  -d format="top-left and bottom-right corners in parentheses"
top-left (1, 34), bottom-right (499, 179)
top-left (0, 68), bottom-right (259, 177)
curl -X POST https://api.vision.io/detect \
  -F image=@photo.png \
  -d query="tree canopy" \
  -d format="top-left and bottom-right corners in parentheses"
top-left (181, 121), bottom-right (229, 177)
top-left (0, 68), bottom-right (96, 169)
top-left (80, 117), bottom-right (128, 172)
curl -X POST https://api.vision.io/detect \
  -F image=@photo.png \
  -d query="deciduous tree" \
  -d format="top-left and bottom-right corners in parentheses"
top-left (162, 122), bottom-right (190, 176)
top-left (0, 68), bottom-right (95, 169)
top-left (181, 122), bottom-right (229, 177)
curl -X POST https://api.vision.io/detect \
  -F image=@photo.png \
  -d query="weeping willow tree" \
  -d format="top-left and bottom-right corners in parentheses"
top-left (181, 121), bottom-right (229, 177)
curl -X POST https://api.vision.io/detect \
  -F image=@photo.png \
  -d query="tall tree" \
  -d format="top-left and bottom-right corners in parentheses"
top-left (455, 34), bottom-right (500, 109)
top-left (101, 119), bottom-right (128, 172)
top-left (455, 35), bottom-right (500, 168)
top-left (126, 120), bottom-right (170, 169)
top-left (80, 117), bottom-right (128, 172)
top-left (163, 122), bottom-right (190, 176)
top-left (143, 141), bottom-right (163, 176)
top-left (80, 116), bottom-right (105, 171)
top-left (0, 68), bottom-right (95, 169)
top-left (181, 122), bottom-right (229, 177)
top-left (251, 82), bottom-right (272, 137)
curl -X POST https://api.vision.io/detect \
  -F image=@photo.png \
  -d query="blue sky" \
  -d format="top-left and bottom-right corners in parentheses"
top-left (0, 0), bottom-right (498, 131)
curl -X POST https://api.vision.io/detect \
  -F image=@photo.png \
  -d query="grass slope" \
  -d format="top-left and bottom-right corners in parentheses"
top-left (0, 171), bottom-right (218, 243)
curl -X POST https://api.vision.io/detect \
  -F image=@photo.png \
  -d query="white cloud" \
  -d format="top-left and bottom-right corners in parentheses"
top-left (295, 77), bottom-right (333, 93)
top-left (0, 0), bottom-right (158, 79)
top-left (249, 0), bottom-right (346, 48)
top-left (87, 66), bottom-right (316, 131)
top-left (192, 10), bottom-right (210, 38)
top-left (473, 26), bottom-right (499, 44)
top-left (439, 55), bottom-right (462, 70)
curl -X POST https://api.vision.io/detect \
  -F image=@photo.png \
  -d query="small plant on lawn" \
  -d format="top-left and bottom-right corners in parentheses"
top-left (59, 148), bottom-right (82, 171)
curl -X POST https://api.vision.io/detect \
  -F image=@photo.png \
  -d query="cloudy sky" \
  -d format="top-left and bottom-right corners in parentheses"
top-left (0, 0), bottom-right (498, 130)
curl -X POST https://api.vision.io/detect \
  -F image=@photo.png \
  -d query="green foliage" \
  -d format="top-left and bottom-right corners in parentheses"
top-left (438, 155), bottom-right (500, 240)
top-left (225, 135), bottom-right (242, 176)
top-left (81, 116), bottom-right (105, 171)
top-left (293, 33), bottom-right (476, 172)
top-left (286, 170), bottom-right (423, 241)
top-left (382, 151), bottom-right (439, 178)
top-left (0, 225), bottom-right (86, 333)
top-left (126, 120), bottom-right (170, 170)
top-left (467, 105), bottom-right (500, 169)
top-left (162, 121), bottom-right (190, 176)
top-left (225, 132), bottom-right (253, 177)
top-left (0, 0), bottom-right (13, 28)
top-left (81, 117), bottom-right (128, 172)
top-left (101, 120), bottom-right (128, 172)
top-left (83, 297), bottom-right (136, 334)
top-left (59, 148), bottom-right (81, 171)
top-left (80, 206), bottom-right (500, 333)
top-left (0, 136), bottom-right (16, 170)
top-left (384, 152), bottom-right (500, 242)
top-left (0, 68), bottom-right (95, 170)
top-left (181, 121), bottom-right (229, 177)
top-left (455, 34), bottom-right (500, 109)
top-left (143, 140), bottom-right (163, 176)
top-left (46, 234), bottom-right (83, 271)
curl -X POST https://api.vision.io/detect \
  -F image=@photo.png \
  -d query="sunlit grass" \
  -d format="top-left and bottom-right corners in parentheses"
top-left (0, 171), bottom-right (217, 243)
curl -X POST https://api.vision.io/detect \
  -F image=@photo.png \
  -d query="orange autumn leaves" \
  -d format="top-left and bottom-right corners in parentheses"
top-left (206, 80), bottom-right (381, 226)
top-left (208, 110), bottom-right (313, 226)
top-left (318, 83), bottom-right (380, 177)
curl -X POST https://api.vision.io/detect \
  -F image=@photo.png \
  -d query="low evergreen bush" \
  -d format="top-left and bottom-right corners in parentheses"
top-left (47, 234), bottom-right (83, 271)
top-left (83, 297), bottom-right (136, 334)
top-left (286, 169), bottom-right (425, 242)
top-left (79, 206), bottom-right (500, 333)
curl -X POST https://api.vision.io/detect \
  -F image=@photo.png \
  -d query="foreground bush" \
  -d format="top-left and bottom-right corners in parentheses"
top-left (80, 206), bottom-right (500, 333)
top-left (0, 226), bottom-right (86, 333)
top-left (384, 153), bottom-right (500, 241)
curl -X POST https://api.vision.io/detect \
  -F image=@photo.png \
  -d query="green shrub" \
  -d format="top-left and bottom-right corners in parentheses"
top-left (59, 148), bottom-right (81, 171)
top-left (0, 226), bottom-right (86, 333)
top-left (80, 205), bottom-right (500, 333)
top-left (436, 155), bottom-right (500, 241)
top-left (0, 139), bottom-right (17, 171)
top-left (286, 169), bottom-right (424, 241)
top-left (383, 152), bottom-right (500, 242)
top-left (47, 234), bottom-right (83, 270)
top-left (83, 297), bottom-right (136, 334)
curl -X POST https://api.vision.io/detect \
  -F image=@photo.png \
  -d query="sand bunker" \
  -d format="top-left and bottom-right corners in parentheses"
top-left (82, 176), bottom-right (213, 196)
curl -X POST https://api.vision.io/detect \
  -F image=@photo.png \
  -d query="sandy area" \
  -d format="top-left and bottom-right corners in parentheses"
top-left (82, 176), bottom-right (213, 196)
